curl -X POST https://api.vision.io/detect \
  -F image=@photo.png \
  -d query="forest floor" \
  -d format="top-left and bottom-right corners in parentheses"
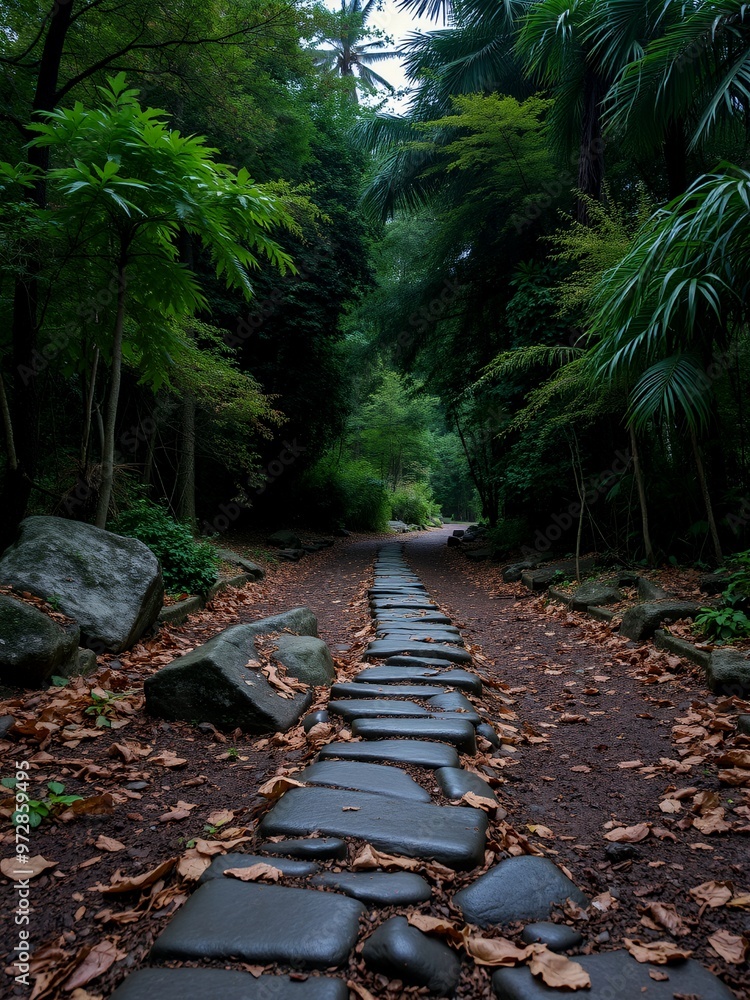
top-left (0, 525), bottom-right (748, 999)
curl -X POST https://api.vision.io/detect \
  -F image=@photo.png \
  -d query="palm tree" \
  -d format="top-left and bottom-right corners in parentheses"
top-left (312, 0), bottom-right (399, 102)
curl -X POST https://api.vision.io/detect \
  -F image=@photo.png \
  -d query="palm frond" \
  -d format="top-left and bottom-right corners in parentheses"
top-left (628, 353), bottom-right (713, 431)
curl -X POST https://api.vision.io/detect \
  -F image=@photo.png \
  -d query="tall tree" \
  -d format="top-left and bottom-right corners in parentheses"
top-left (311, 0), bottom-right (398, 101)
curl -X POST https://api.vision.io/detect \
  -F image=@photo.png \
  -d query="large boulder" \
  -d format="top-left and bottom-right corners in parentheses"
top-left (619, 601), bottom-right (702, 641)
top-left (214, 548), bottom-right (265, 581)
top-left (144, 607), bottom-right (317, 732)
top-left (637, 576), bottom-right (669, 601)
top-left (570, 580), bottom-right (622, 611)
top-left (388, 521), bottom-right (409, 534)
top-left (0, 595), bottom-right (79, 686)
top-left (706, 648), bottom-right (750, 697)
top-left (267, 529), bottom-right (302, 549)
top-left (274, 635), bottom-right (335, 687)
top-left (521, 559), bottom-right (594, 591)
top-left (0, 516), bottom-right (163, 653)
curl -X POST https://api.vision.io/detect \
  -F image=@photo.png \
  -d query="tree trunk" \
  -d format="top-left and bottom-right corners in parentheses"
top-left (176, 393), bottom-right (197, 527)
top-left (689, 425), bottom-right (723, 564)
top-left (1, 0), bottom-right (76, 548)
top-left (629, 425), bottom-right (655, 565)
top-left (80, 347), bottom-right (100, 470)
top-left (663, 118), bottom-right (688, 200)
top-left (577, 68), bottom-right (607, 224)
top-left (95, 264), bottom-right (127, 528)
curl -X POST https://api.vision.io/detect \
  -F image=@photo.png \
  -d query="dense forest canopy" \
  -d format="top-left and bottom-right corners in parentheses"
top-left (2, 0), bottom-right (750, 568)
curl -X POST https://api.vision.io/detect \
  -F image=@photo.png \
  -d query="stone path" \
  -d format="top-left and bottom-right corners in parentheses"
top-left (109, 544), bottom-right (736, 999)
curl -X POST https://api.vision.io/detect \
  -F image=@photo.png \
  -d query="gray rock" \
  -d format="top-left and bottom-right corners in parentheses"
top-left (108, 968), bottom-right (349, 1000)
top-left (436, 767), bottom-right (496, 803)
top-left (303, 709), bottom-right (330, 731)
top-left (331, 682), bottom-right (444, 700)
top-left (260, 787), bottom-right (487, 870)
top-left (318, 739), bottom-right (460, 770)
top-left (151, 880), bottom-right (364, 968)
top-left (477, 722), bottom-right (501, 747)
top-left (465, 547), bottom-right (492, 561)
top-left (144, 608), bottom-right (318, 732)
top-left (502, 557), bottom-right (542, 583)
top-left (604, 842), bottom-right (639, 862)
top-left (521, 560), bottom-right (595, 592)
top-left (329, 699), bottom-right (430, 720)
top-left (313, 872), bottom-right (432, 906)
top-left (619, 600), bottom-right (702, 641)
top-left (739, 714), bottom-right (750, 735)
top-left (215, 548), bottom-right (265, 580)
top-left (370, 599), bottom-right (438, 611)
top-left (376, 612), bottom-right (451, 625)
top-left (428, 692), bottom-right (475, 713)
top-left (75, 647), bottom-right (98, 677)
top-left (637, 576), bottom-right (669, 600)
top-left (364, 639), bottom-right (471, 664)
top-left (0, 715), bottom-right (15, 737)
top-left (362, 916), bottom-right (461, 995)
top-left (260, 838), bottom-right (347, 861)
top-left (700, 572), bottom-right (729, 595)
top-left (707, 647), bottom-right (750, 697)
top-left (267, 529), bottom-right (302, 548)
top-left (352, 716), bottom-right (477, 754)
top-left (198, 852), bottom-right (318, 882)
top-left (520, 922), bottom-right (582, 952)
top-left (300, 759), bottom-right (432, 801)
top-left (356, 665), bottom-right (482, 695)
top-left (452, 529), bottom-right (465, 537)
top-left (0, 516), bottom-right (163, 653)
top-left (0, 595), bottom-right (79, 686)
top-left (274, 634), bottom-right (335, 686)
top-left (570, 581), bottom-right (621, 611)
top-left (388, 520), bottom-right (410, 533)
top-left (333, 527), bottom-right (351, 537)
top-left (277, 548), bottom-right (306, 561)
top-left (454, 856), bottom-right (589, 927)
top-left (447, 535), bottom-right (462, 547)
top-left (492, 950), bottom-right (735, 999)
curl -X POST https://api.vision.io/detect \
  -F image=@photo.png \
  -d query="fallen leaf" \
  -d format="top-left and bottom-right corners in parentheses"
top-left (618, 760), bottom-right (644, 769)
top-left (149, 750), bottom-right (187, 768)
top-left (407, 914), bottom-right (461, 940)
top-left (59, 794), bottom-right (115, 823)
top-left (223, 863), bottom-right (283, 883)
top-left (528, 945), bottom-right (591, 989)
top-left (526, 824), bottom-right (555, 839)
top-left (559, 714), bottom-right (588, 724)
top-left (708, 929), bottom-right (748, 964)
top-left (95, 836), bottom-right (125, 853)
top-left (256, 775), bottom-right (305, 804)
top-left (206, 809), bottom-right (235, 827)
top-left (728, 894), bottom-right (750, 909)
top-left (624, 939), bottom-right (692, 964)
top-left (641, 902), bottom-right (690, 937)
top-left (96, 857), bottom-right (176, 894)
top-left (351, 844), bottom-right (420, 871)
top-left (649, 969), bottom-right (669, 981)
top-left (464, 936), bottom-right (532, 967)
top-left (570, 765), bottom-right (591, 773)
top-left (347, 981), bottom-right (377, 1000)
top-left (461, 791), bottom-right (499, 813)
top-left (1, 855), bottom-right (57, 880)
top-left (591, 891), bottom-right (618, 913)
top-left (176, 852), bottom-right (212, 882)
top-left (689, 880), bottom-right (733, 908)
top-left (604, 823), bottom-right (649, 843)
top-left (63, 938), bottom-right (125, 991)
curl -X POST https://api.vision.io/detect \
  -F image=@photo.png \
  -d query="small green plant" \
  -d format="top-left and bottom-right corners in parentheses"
top-left (111, 499), bottom-right (219, 595)
top-left (693, 606), bottom-right (750, 644)
top-left (46, 594), bottom-right (63, 612)
top-left (226, 747), bottom-right (240, 760)
top-left (85, 690), bottom-right (130, 727)
top-left (2, 778), bottom-right (83, 827)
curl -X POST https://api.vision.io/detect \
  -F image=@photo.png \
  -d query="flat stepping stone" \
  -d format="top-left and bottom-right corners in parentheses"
top-left (259, 837), bottom-right (347, 861)
top-left (436, 767), bottom-right (497, 802)
top-left (319, 738), bottom-right (460, 769)
top-left (312, 871), bottom-right (432, 906)
top-left (370, 599), bottom-right (437, 610)
top-left (431, 709), bottom-right (481, 724)
top-left (375, 630), bottom-right (463, 645)
top-left (429, 692), bottom-right (475, 712)
top-left (151, 880), bottom-right (364, 967)
top-left (199, 853), bottom-right (318, 882)
top-left (362, 915), bottom-right (461, 996)
top-left (455, 856), bottom-right (589, 927)
top-left (352, 717), bottom-right (477, 754)
top-left (108, 969), bottom-right (348, 1000)
top-left (355, 666), bottom-right (482, 695)
top-left (375, 613), bottom-right (452, 625)
top-left (260, 787), bottom-right (486, 869)
top-left (331, 682), bottom-right (445, 700)
top-left (492, 951), bottom-right (735, 999)
top-left (365, 640), bottom-right (471, 663)
top-left (477, 722), bottom-right (502, 747)
top-left (520, 922), bottom-right (582, 952)
top-left (300, 759), bottom-right (432, 801)
top-left (329, 698), bottom-right (430, 720)
top-left (387, 655), bottom-right (473, 669)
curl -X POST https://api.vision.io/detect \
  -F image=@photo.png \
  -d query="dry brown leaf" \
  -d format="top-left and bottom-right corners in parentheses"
top-left (693, 808), bottom-right (731, 835)
top-left (149, 750), bottom-right (187, 768)
top-left (649, 969), bottom-right (669, 981)
top-left (728, 894), bottom-right (750, 909)
top-left (59, 794), bottom-right (115, 823)
top-left (618, 760), bottom-right (644, 769)
top-left (256, 775), bottom-right (305, 804)
top-left (464, 936), bottom-right (532, 967)
top-left (176, 852), bottom-right (212, 881)
top-left (351, 844), bottom-right (420, 871)
top-left (96, 857), bottom-right (176, 894)
top-left (708, 929), bottom-right (748, 964)
top-left (659, 798), bottom-right (682, 814)
top-left (526, 823), bottom-right (555, 839)
top-left (1, 855), bottom-right (57, 880)
top-left (407, 914), bottom-right (462, 941)
top-left (624, 939), bottom-right (692, 964)
top-left (591, 891), bottom-right (618, 913)
top-left (559, 714), bottom-right (588, 724)
top-left (206, 809), bottom-right (235, 827)
top-left (461, 791), bottom-right (498, 813)
top-left (641, 902), bottom-right (690, 937)
top-left (689, 880), bottom-right (734, 908)
top-left (528, 944), bottom-right (591, 989)
top-left (603, 823), bottom-right (649, 843)
top-left (347, 981), bottom-right (377, 1000)
top-left (570, 764), bottom-right (591, 773)
top-left (223, 863), bottom-right (283, 883)
top-left (63, 939), bottom-right (125, 992)
top-left (95, 836), bottom-right (125, 853)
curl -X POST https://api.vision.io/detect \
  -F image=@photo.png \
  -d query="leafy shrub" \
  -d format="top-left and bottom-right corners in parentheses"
top-left (693, 606), bottom-right (750, 644)
top-left (486, 517), bottom-right (531, 558)
top-left (390, 482), bottom-right (441, 525)
top-left (111, 499), bottom-right (218, 595)
top-left (301, 456), bottom-right (391, 531)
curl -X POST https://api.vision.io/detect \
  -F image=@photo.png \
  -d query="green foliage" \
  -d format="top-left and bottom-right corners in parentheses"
top-left (111, 499), bottom-right (218, 595)
top-left (486, 517), bottom-right (531, 558)
top-left (693, 606), bottom-right (750, 645)
top-left (301, 454), bottom-right (391, 531)
top-left (1, 778), bottom-right (83, 828)
top-left (84, 690), bottom-right (133, 728)
top-left (390, 482), bottom-right (441, 525)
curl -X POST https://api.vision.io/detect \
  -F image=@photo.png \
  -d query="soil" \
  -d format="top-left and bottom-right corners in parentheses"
top-left (0, 526), bottom-right (748, 999)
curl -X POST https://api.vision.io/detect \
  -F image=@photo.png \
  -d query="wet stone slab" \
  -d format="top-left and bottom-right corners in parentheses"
top-left (520, 922), bottom-right (582, 952)
top-left (259, 787), bottom-right (487, 869)
top-left (362, 916), bottom-right (461, 996)
top-left (312, 871), bottom-right (432, 906)
top-left (375, 630), bottom-right (464, 645)
top-left (436, 766), bottom-right (497, 802)
top-left (259, 837), bottom-right (347, 860)
top-left (374, 612), bottom-right (452, 625)
top-left (492, 951), bottom-right (736, 999)
top-left (300, 759), bottom-right (432, 801)
top-left (352, 716), bottom-right (477, 754)
top-left (370, 599), bottom-right (439, 611)
top-left (331, 682), bottom-right (445, 700)
top-left (150, 880), bottom-right (364, 967)
top-left (109, 968), bottom-right (349, 1000)
top-left (364, 639), bottom-right (471, 663)
top-left (428, 692), bottom-right (476, 712)
top-left (328, 698), bottom-right (431, 720)
top-left (318, 738), bottom-right (460, 769)
top-left (455, 857), bottom-right (589, 927)
top-left (354, 666), bottom-right (482, 695)
top-left (198, 853), bottom-right (318, 882)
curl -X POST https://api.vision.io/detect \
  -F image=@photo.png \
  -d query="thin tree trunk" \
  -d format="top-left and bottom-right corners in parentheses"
top-left (577, 69), bottom-right (607, 224)
top-left (629, 425), bottom-right (655, 565)
top-left (80, 347), bottom-right (100, 469)
top-left (663, 118), bottom-right (688, 200)
top-left (176, 393), bottom-right (196, 527)
top-left (0, 373), bottom-right (18, 472)
top-left (690, 425), bottom-right (723, 564)
top-left (95, 264), bottom-right (127, 528)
